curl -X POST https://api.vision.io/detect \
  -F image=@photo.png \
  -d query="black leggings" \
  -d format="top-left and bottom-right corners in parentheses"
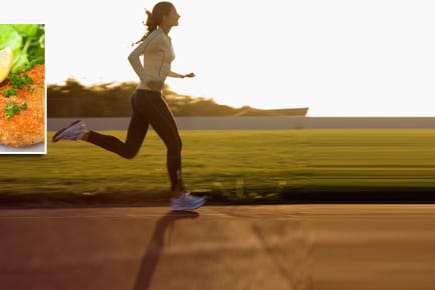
top-left (86, 89), bottom-right (182, 191)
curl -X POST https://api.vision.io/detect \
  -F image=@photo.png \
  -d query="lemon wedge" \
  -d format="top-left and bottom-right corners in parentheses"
top-left (0, 47), bottom-right (13, 83)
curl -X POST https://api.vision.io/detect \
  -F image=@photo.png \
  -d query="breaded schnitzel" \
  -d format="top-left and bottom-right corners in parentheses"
top-left (0, 64), bottom-right (45, 147)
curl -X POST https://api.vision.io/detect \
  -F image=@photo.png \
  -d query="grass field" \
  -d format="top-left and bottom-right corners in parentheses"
top-left (1, 129), bottom-right (435, 205)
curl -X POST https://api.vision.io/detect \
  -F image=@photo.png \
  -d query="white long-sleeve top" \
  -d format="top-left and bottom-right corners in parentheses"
top-left (128, 27), bottom-right (176, 91)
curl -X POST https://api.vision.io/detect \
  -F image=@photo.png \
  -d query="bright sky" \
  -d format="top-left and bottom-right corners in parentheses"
top-left (2, 0), bottom-right (435, 116)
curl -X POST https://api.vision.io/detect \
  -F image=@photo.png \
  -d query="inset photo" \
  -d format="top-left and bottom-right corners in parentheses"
top-left (0, 23), bottom-right (45, 154)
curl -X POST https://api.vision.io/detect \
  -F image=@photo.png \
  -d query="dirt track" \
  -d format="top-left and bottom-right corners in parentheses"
top-left (1, 204), bottom-right (434, 290)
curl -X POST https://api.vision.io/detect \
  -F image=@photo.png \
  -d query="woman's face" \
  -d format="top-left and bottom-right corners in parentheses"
top-left (163, 7), bottom-right (180, 27)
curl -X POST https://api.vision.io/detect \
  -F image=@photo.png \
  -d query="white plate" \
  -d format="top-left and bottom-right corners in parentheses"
top-left (0, 142), bottom-right (46, 154)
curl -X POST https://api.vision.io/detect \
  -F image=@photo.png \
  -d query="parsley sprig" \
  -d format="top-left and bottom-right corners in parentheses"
top-left (5, 102), bottom-right (27, 121)
top-left (10, 73), bottom-right (33, 89)
top-left (2, 72), bottom-right (33, 98)
top-left (2, 88), bottom-right (16, 97)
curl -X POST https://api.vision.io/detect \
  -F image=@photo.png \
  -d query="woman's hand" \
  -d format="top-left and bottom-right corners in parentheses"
top-left (147, 80), bottom-right (164, 91)
top-left (183, 72), bottom-right (195, 78)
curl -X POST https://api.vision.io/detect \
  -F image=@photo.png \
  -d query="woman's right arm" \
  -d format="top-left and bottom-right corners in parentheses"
top-left (128, 43), bottom-right (147, 83)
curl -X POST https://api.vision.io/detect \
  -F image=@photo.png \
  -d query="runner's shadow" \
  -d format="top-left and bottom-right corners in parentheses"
top-left (132, 210), bottom-right (199, 290)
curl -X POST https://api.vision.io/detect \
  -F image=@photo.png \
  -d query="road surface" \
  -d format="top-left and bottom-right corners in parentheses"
top-left (1, 204), bottom-right (434, 290)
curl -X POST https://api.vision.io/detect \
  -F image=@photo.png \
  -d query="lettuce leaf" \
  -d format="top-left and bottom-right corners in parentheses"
top-left (0, 24), bottom-right (45, 73)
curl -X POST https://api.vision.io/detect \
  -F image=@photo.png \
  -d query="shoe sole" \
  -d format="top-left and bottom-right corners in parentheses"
top-left (52, 120), bottom-right (82, 142)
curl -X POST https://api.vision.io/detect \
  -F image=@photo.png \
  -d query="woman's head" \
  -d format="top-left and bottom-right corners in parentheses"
top-left (133, 2), bottom-right (179, 45)
top-left (146, 2), bottom-right (178, 31)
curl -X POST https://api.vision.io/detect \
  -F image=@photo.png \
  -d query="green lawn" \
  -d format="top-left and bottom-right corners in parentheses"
top-left (1, 129), bottom-right (435, 205)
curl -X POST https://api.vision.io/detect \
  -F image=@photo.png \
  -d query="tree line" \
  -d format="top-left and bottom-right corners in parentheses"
top-left (47, 79), bottom-right (308, 118)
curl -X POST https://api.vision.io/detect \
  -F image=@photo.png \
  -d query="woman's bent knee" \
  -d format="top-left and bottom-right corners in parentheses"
top-left (121, 149), bottom-right (139, 159)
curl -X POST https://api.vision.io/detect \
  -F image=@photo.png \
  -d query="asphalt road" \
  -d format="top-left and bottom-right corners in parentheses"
top-left (1, 204), bottom-right (435, 290)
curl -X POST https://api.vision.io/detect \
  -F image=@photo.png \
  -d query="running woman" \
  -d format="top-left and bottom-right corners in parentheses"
top-left (53, 2), bottom-right (206, 211)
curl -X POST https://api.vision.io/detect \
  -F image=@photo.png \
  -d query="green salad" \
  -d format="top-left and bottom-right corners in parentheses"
top-left (0, 24), bottom-right (45, 73)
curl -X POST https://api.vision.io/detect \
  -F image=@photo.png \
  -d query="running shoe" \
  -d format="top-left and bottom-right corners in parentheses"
top-left (181, 191), bottom-right (205, 202)
top-left (171, 192), bottom-right (206, 211)
top-left (52, 120), bottom-right (88, 142)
